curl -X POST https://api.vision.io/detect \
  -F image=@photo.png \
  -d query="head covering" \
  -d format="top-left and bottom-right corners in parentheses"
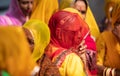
top-left (85, 6), bottom-right (100, 39)
top-left (0, 0), bottom-right (26, 26)
top-left (58, 0), bottom-right (100, 39)
top-left (59, 0), bottom-right (74, 10)
top-left (63, 7), bottom-right (82, 18)
top-left (23, 19), bottom-right (50, 62)
top-left (0, 26), bottom-right (35, 76)
top-left (64, 8), bottom-right (97, 51)
top-left (105, 0), bottom-right (120, 20)
top-left (49, 10), bottom-right (89, 49)
top-left (111, 2), bottom-right (120, 27)
top-left (30, 0), bottom-right (58, 24)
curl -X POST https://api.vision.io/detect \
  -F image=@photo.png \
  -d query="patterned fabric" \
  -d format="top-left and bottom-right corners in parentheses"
top-left (47, 10), bottom-right (87, 76)
top-left (0, 0), bottom-right (26, 26)
top-left (53, 49), bottom-right (72, 67)
top-left (37, 54), bottom-right (60, 76)
top-left (86, 49), bottom-right (97, 74)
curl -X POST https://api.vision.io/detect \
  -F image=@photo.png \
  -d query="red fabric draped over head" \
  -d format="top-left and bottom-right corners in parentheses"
top-left (48, 11), bottom-right (89, 49)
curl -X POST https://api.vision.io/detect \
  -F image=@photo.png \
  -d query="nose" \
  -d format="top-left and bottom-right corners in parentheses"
top-left (77, 31), bottom-right (81, 39)
top-left (27, 2), bottom-right (33, 11)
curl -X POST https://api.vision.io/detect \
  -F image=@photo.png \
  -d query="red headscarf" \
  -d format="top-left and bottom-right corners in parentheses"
top-left (48, 11), bottom-right (90, 49)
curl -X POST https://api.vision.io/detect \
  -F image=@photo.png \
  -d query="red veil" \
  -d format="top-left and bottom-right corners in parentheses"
top-left (48, 11), bottom-right (90, 49)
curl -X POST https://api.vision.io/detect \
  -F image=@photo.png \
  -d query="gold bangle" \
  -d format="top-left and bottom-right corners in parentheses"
top-left (106, 68), bottom-right (112, 76)
top-left (111, 68), bottom-right (116, 76)
top-left (103, 67), bottom-right (107, 76)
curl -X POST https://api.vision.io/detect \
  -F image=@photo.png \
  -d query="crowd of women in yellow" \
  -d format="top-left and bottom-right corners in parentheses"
top-left (1, 0), bottom-right (120, 76)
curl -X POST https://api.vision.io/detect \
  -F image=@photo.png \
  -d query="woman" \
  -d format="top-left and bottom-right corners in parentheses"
top-left (0, 0), bottom-right (33, 26)
top-left (23, 20), bottom-right (60, 76)
top-left (45, 10), bottom-right (91, 76)
top-left (0, 26), bottom-right (35, 76)
top-left (58, 0), bottom-right (100, 40)
top-left (30, 0), bottom-right (58, 24)
top-left (102, 0), bottom-right (120, 31)
top-left (63, 8), bottom-right (97, 76)
top-left (96, 2), bottom-right (120, 76)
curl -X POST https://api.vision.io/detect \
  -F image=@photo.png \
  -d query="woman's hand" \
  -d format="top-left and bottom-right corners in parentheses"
top-left (77, 40), bottom-right (87, 54)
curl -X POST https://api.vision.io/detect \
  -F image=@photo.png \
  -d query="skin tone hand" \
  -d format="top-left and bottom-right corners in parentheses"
top-left (76, 40), bottom-right (87, 65)
top-left (77, 40), bottom-right (87, 54)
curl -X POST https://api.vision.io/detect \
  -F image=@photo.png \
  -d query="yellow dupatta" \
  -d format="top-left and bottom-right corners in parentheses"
top-left (0, 26), bottom-right (35, 76)
top-left (59, 0), bottom-right (74, 10)
top-left (85, 6), bottom-right (100, 39)
top-left (30, 0), bottom-right (58, 24)
top-left (63, 7), bottom-right (82, 17)
top-left (23, 20), bottom-right (50, 62)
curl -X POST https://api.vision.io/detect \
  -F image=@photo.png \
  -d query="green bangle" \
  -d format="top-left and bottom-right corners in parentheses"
top-left (1, 70), bottom-right (10, 76)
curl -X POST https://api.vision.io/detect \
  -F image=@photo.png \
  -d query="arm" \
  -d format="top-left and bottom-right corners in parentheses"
top-left (96, 35), bottom-right (106, 76)
top-left (96, 35), bottom-right (106, 66)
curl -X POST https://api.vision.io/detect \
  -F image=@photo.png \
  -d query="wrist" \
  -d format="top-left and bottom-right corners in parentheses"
top-left (103, 67), bottom-right (116, 76)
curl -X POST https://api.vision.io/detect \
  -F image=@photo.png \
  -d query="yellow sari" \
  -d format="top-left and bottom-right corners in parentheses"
top-left (23, 19), bottom-right (50, 62)
top-left (31, 0), bottom-right (58, 24)
top-left (97, 2), bottom-right (120, 69)
top-left (0, 26), bottom-right (35, 76)
top-left (96, 31), bottom-right (120, 69)
top-left (48, 45), bottom-right (86, 76)
top-left (85, 7), bottom-right (100, 39)
top-left (59, 53), bottom-right (86, 76)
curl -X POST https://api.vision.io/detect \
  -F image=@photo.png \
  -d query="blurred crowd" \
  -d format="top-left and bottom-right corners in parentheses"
top-left (0, 0), bottom-right (120, 76)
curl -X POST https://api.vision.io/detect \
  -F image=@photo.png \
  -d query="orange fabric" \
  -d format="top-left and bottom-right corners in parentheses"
top-left (0, 26), bottom-right (35, 76)
top-left (96, 31), bottom-right (120, 69)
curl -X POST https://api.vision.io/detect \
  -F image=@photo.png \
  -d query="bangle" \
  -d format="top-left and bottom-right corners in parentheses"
top-left (111, 68), bottom-right (116, 76)
top-left (31, 66), bottom-right (40, 76)
top-left (106, 68), bottom-right (112, 76)
top-left (103, 67), bottom-right (107, 76)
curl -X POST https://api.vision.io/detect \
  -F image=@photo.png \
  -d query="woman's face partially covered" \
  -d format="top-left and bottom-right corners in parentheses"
top-left (18, 0), bottom-right (34, 17)
top-left (23, 27), bottom-right (34, 53)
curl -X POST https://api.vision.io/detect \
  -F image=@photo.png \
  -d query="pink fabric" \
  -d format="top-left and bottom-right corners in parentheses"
top-left (48, 11), bottom-right (96, 50)
top-left (85, 34), bottom-right (96, 51)
top-left (0, 0), bottom-right (26, 26)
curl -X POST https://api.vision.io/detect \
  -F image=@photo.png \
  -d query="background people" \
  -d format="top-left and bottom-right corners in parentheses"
top-left (0, 26), bottom-right (35, 76)
top-left (0, 0), bottom-right (33, 26)
top-left (96, 2), bottom-right (120, 76)
top-left (23, 20), bottom-right (60, 76)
